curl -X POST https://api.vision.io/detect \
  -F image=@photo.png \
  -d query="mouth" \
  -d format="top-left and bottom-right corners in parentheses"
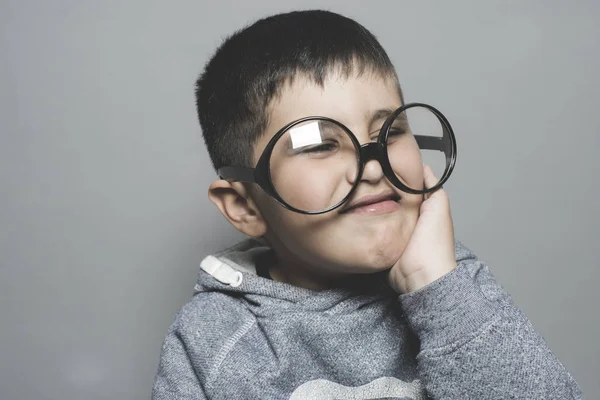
top-left (340, 192), bottom-right (401, 215)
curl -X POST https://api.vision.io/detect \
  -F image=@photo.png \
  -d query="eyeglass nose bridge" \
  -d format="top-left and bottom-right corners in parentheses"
top-left (356, 141), bottom-right (397, 186)
top-left (358, 141), bottom-right (385, 165)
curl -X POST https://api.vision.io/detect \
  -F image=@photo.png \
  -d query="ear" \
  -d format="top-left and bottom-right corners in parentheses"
top-left (208, 180), bottom-right (268, 237)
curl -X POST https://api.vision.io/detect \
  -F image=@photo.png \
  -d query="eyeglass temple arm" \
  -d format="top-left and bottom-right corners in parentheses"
top-left (217, 166), bottom-right (256, 182)
top-left (414, 129), bottom-right (452, 158)
top-left (414, 135), bottom-right (444, 151)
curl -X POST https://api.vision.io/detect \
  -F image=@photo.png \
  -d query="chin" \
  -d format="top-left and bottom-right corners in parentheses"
top-left (338, 239), bottom-right (408, 274)
top-left (325, 222), bottom-right (412, 273)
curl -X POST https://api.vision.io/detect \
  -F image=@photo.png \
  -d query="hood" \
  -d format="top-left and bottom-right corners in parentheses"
top-left (193, 238), bottom-right (398, 315)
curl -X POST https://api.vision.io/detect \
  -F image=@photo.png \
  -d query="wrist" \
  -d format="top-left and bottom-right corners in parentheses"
top-left (392, 262), bottom-right (457, 293)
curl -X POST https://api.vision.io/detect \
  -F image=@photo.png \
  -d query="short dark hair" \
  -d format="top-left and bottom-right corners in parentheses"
top-left (195, 10), bottom-right (401, 171)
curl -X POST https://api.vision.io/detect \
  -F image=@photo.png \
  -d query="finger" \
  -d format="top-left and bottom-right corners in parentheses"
top-left (422, 164), bottom-right (440, 190)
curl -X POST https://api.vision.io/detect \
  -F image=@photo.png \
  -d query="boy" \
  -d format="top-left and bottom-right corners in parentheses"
top-left (152, 10), bottom-right (583, 399)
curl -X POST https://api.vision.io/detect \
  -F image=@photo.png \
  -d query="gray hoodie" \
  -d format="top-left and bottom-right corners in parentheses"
top-left (152, 239), bottom-right (583, 399)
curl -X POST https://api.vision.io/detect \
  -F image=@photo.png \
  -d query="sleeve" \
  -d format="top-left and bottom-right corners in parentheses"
top-left (398, 242), bottom-right (584, 399)
top-left (152, 324), bottom-right (208, 400)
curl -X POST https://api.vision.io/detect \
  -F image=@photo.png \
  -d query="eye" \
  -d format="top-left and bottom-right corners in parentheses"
top-left (388, 127), bottom-right (407, 136)
top-left (297, 141), bottom-right (338, 154)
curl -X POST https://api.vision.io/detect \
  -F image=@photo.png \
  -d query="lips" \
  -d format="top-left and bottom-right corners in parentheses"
top-left (341, 191), bottom-right (400, 213)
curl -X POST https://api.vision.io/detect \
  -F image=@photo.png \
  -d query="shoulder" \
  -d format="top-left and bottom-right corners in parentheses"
top-left (169, 291), bottom-right (256, 373)
top-left (173, 291), bottom-right (255, 337)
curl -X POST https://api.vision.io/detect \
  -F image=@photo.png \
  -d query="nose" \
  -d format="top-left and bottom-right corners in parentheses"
top-left (357, 142), bottom-right (385, 183)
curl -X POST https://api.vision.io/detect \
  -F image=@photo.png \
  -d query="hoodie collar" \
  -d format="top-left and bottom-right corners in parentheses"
top-left (194, 239), bottom-right (398, 313)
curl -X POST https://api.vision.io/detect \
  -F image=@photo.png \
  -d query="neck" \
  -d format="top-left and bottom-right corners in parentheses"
top-left (268, 259), bottom-right (334, 291)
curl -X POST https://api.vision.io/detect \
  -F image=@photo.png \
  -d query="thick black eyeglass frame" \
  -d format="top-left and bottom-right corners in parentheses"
top-left (218, 103), bottom-right (457, 215)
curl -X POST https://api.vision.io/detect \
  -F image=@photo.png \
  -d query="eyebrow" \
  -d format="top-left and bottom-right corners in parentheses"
top-left (367, 108), bottom-right (397, 126)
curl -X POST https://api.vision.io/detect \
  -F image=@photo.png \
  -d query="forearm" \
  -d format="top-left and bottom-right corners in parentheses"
top-left (399, 246), bottom-right (583, 399)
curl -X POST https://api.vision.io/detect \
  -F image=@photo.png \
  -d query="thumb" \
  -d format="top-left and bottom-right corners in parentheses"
top-left (422, 164), bottom-right (441, 200)
top-left (423, 164), bottom-right (439, 189)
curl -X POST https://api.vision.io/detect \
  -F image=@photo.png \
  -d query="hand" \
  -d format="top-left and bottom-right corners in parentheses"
top-left (387, 165), bottom-right (457, 294)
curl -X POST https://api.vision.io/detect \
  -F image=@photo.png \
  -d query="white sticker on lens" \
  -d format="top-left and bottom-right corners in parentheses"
top-left (289, 122), bottom-right (322, 149)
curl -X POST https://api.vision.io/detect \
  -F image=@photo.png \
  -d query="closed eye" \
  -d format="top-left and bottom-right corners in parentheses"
top-left (297, 142), bottom-right (338, 154)
top-left (368, 126), bottom-right (409, 141)
top-left (389, 128), bottom-right (407, 136)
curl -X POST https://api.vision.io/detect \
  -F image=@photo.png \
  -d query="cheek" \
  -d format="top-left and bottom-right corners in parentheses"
top-left (387, 138), bottom-right (424, 189)
top-left (260, 199), bottom-right (343, 265)
top-left (270, 159), bottom-right (353, 212)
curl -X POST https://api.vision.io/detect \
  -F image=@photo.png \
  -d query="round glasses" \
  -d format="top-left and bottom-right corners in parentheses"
top-left (218, 103), bottom-right (457, 214)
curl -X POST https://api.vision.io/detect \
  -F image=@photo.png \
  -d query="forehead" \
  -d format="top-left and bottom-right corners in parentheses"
top-left (270, 72), bottom-right (401, 127)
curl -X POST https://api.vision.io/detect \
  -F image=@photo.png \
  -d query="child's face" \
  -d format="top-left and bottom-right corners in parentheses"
top-left (251, 71), bottom-right (424, 281)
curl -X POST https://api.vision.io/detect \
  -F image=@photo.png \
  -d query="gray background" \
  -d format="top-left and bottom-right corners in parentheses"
top-left (1, 0), bottom-right (598, 398)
